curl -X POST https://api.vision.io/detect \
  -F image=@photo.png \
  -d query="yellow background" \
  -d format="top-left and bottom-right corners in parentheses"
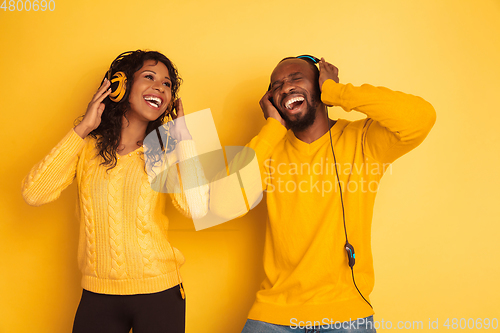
top-left (1, 0), bottom-right (499, 332)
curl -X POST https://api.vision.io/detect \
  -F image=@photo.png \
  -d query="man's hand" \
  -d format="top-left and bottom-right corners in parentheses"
top-left (318, 58), bottom-right (339, 91)
top-left (259, 90), bottom-right (288, 129)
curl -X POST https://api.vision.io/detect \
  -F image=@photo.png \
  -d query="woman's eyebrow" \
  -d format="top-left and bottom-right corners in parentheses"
top-left (140, 69), bottom-right (171, 81)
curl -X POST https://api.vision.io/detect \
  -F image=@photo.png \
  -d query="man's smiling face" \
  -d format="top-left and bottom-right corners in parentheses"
top-left (269, 59), bottom-right (321, 132)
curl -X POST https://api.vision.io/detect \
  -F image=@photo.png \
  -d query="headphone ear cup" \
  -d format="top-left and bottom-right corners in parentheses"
top-left (109, 71), bottom-right (127, 102)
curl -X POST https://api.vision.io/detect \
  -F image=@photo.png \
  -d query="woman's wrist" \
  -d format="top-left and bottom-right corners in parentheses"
top-left (74, 123), bottom-right (93, 139)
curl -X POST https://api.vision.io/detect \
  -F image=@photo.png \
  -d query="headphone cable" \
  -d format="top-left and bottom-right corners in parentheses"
top-left (327, 112), bottom-right (373, 309)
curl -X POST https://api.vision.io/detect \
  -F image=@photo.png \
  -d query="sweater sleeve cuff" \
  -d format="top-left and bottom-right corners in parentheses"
top-left (259, 117), bottom-right (288, 147)
top-left (321, 80), bottom-right (351, 112)
top-left (64, 128), bottom-right (86, 155)
top-left (175, 140), bottom-right (198, 162)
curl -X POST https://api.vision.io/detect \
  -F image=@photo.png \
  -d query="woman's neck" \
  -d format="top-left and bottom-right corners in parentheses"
top-left (118, 116), bottom-right (148, 155)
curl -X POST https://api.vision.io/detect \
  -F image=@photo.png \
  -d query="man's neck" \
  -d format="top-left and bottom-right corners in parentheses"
top-left (293, 108), bottom-right (334, 144)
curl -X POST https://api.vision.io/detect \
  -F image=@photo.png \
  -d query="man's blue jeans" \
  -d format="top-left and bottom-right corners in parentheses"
top-left (241, 316), bottom-right (377, 333)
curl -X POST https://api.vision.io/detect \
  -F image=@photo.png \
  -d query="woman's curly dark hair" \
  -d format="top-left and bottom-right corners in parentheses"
top-left (77, 50), bottom-right (182, 170)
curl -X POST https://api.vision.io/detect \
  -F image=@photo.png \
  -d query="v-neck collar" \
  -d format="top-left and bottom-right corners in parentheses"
top-left (286, 119), bottom-right (346, 155)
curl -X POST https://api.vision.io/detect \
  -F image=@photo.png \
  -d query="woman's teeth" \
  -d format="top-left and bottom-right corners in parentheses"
top-left (144, 96), bottom-right (162, 108)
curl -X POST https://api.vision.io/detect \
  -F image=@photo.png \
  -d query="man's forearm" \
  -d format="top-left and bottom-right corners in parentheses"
top-left (321, 80), bottom-right (436, 163)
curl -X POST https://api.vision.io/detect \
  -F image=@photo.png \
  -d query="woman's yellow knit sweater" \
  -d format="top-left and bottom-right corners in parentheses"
top-left (22, 129), bottom-right (208, 295)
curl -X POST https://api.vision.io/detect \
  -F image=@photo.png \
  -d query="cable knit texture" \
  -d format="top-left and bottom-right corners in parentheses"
top-left (22, 129), bottom-right (208, 295)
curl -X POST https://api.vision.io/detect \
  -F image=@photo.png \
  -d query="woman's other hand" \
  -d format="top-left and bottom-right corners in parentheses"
top-left (74, 78), bottom-right (112, 139)
top-left (168, 98), bottom-right (192, 141)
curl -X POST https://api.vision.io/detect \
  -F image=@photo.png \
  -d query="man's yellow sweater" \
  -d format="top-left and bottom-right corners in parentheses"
top-left (22, 130), bottom-right (208, 295)
top-left (238, 80), bottom-right (436, 325)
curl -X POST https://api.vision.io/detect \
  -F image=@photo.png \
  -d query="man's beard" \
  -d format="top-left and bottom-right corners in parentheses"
top-left (281, 96), bottom-right (318, 132)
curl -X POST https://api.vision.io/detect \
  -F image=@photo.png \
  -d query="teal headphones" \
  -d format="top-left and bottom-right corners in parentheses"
top-left (270, 54), bottom-right (373, 309)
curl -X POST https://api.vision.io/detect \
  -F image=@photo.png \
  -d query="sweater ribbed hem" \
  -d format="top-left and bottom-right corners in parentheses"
top-left (82, 271), bottom-right (182, 295)
top-left (247, 297), bottom-right (374, 326)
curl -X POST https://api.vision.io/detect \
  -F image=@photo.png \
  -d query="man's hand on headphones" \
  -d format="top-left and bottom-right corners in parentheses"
top-left (318, 58), bottom-right (339, 91)
top-left (259, 90), bottom-right (288, 129)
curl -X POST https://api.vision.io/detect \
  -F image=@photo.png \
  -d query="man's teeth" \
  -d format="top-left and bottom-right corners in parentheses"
top-left (285, 96), bottom-right (305, 110)
top-left (144, 96), bottom-right (162, 108)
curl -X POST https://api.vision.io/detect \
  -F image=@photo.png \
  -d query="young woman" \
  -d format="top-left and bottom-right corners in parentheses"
top-left (21, 50), bottom-right (208, 333)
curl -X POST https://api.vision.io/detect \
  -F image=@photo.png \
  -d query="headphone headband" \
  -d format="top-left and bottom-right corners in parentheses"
top-left (106, 51), bottom-right (136, 81)
top-left (296, 55), bottom-right (320, 64)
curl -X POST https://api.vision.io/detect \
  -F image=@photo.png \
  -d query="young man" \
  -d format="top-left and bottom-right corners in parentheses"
top-left (213, 56), bottom-right (436, 332)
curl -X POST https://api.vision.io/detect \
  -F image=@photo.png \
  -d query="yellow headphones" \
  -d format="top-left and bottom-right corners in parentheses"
top-left (106, 51), bottom-right (135, 103)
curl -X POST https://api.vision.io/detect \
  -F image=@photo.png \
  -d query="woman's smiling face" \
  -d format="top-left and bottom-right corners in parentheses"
top-left (127, 59), bottom-right (172, 123)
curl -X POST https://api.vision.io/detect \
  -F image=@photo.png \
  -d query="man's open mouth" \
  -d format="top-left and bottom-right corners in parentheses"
top-left (284, 96), bottom-right (305, 111)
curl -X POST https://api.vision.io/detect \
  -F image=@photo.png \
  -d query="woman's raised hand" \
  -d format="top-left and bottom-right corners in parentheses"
top-left (74, 78), bottom-right (112, 139)
top-left (168, 98), bottom-right (192, 141)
